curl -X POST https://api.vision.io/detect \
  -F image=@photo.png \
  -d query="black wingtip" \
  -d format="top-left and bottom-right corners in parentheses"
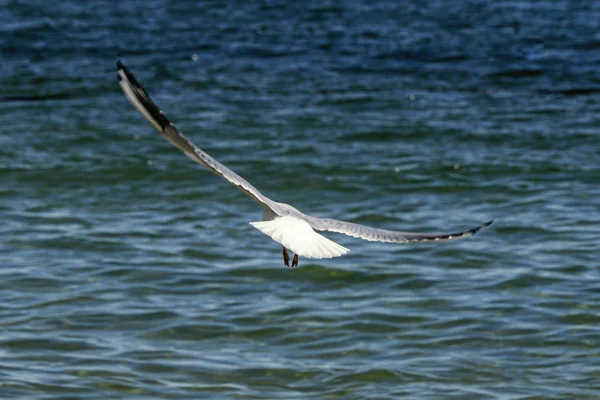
top-left (472, 219), bottom-right (494, 235)
top-left (116, 60), bottom-right (172, 131)
top-left (116, 60), bottom-right (145, 96)
top-left (116, 60), bottom-right (139, 86)
top-left (116, 60), bottom-right (125, 80)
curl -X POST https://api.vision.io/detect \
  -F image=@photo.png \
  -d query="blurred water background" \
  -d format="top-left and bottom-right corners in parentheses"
top-left (1, 0), bottom-right (599, 398)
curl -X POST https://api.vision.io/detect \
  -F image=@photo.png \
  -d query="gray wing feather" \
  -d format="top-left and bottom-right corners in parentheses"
top-left (305, 216), bottom-right (493, 243)
top-left (117, 61), bottom-right (281, 213)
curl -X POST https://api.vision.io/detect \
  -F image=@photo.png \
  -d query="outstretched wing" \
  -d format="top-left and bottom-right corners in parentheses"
top-left (304, 216), bottom-right (493, 243)
top-left (117, 60), bottom-right (280, 212)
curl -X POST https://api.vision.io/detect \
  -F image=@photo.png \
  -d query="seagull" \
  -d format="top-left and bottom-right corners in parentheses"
top-left (117, 60), bottom-right (493, 268)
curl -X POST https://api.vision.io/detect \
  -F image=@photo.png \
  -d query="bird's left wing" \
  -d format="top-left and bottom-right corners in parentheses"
top-left (304, 216), bottom-right (493, 243)
top-left (117, 60), bottom-right (280, 211)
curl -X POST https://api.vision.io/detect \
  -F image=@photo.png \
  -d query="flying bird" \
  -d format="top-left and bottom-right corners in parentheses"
top-left (117, 61), bottom-right (492, 268)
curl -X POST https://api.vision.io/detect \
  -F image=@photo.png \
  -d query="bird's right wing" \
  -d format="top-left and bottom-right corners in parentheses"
top-left (305, 216), bottom-right (493, 243)
top-left (117, 60), bottom-right (280, 211)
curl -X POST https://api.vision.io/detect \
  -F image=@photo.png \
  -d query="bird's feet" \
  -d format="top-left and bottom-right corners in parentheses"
top-left (292, 254), bottom-right (299, 268)
top-left (282, 246), bottom-right (290, 267)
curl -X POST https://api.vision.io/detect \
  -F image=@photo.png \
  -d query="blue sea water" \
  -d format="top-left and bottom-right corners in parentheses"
top-left (1, 0), bottom-right (599, 398)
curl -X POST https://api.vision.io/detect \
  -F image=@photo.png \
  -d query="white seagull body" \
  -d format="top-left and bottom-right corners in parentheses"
top-left (117, 61), bottom-right (493, 267)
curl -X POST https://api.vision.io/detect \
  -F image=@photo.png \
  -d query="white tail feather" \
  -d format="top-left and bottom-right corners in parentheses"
top-left (250, 216), bottom-right (349, 259)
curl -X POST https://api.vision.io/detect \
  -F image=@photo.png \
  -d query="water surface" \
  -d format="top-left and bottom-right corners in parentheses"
top-left (1, 1), bottom-right (599, 398)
